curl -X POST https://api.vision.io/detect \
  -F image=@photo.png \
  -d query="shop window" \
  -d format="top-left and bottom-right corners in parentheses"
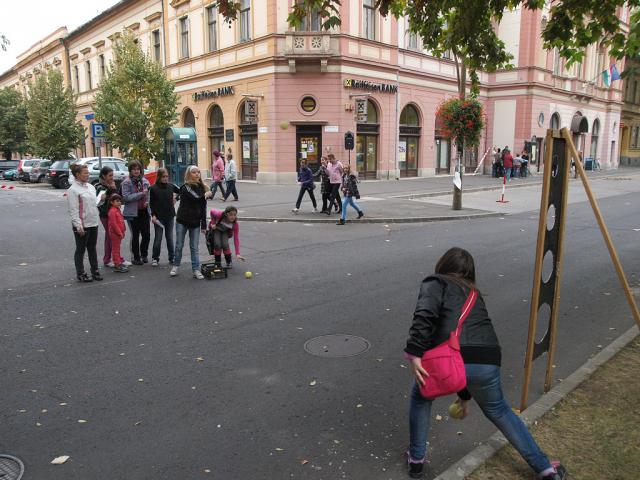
top-left (183, 108), bottom-right (195, 128)
top-left (207, 6), bottom-right (218, 52)
top-left (363, 0), bottom-right (376, 41)
top-left (208, 104), bottom-right (224, 157)
top-left (399, 104), bottom-right (421, 177)
top-left (632, 126), bottom-right (640, 149)
top-left (239, 0), bottom-right (251, 43)
top-left (180, 16), bottom-right (189, 59)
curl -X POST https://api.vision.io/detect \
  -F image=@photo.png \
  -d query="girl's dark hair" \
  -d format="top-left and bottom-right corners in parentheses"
top-left (435, 247), bottom-right (476, 292)
top-left (99, 166), bottom-right (113, 179)
top-left (156, 167), bottom-right (169, 185)
top-left (70, 163), bottom-right (87, 178)
top-left (222, 206), bottom-right (238, 222)
top-left (128, 160), bottom-right (143, 174)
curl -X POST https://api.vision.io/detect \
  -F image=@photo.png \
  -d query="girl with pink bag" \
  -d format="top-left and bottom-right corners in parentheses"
top-left (404, 247), bottom-right (567, 480)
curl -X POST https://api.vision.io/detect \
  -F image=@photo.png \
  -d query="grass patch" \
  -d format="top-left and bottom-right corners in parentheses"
top-left (468, 337), bottom-right (640, 480)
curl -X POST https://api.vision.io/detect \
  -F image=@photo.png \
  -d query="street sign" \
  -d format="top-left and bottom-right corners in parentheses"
top-left (355, 99), bottom-right (368, 122)
top-left (91, 122), bottom-right (106, 138)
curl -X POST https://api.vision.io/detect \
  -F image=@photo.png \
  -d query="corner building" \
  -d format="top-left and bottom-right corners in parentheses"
top-left (0, 1), bottom-right (631, 182)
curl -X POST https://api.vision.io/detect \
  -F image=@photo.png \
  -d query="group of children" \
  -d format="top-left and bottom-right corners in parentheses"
top-left (294, 154), bottom-right (364, 225)
top-left (72, 162), bottom-right (244, 282)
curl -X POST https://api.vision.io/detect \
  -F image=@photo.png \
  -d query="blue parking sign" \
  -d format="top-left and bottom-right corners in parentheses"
top-left (91, 123), bottom-right (106, 138)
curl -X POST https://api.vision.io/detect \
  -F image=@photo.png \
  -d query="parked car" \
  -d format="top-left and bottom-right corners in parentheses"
top-left (0, 160), bottom-right (20, 178)
top-left (3, 168), bottom-right (19, 181)
top-left (46, 160), bottom-right (72, 189)
top-left (18, 159), bottom-right (40, 182)
top-left (29, 160), bottom-right (53, 183)
top-left (86, 159), bottom-right (129, 186)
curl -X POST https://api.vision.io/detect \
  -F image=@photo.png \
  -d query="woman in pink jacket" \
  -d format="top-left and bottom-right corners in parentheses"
top-left (210, 150), bottom-right (226, 199)
top-left (208, 206), bottom-right (245, 268)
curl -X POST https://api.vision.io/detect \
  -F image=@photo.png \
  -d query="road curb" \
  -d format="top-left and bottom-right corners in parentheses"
top-left (390, 180), bottom-right (543, 200)
top-left (433, 324), bottom-right (640, 480)
top-left (241, 211), bottom-right (503, 224)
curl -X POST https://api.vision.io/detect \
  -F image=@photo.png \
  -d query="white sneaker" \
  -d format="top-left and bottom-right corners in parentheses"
top-left (122, 260), bottom-right (132, 267)
top-left (193, 269), bottom-right (204, 280)
top-left (151, 260), bottom-right (159, 267)
top-left (105, 262), bottom-right (115, 268)
top-left (291, 208), bottom-right (299, 213)
top-left (312, 208), bottom-right (319, 213)
top-left (170, 266), bottom-right (179, 277)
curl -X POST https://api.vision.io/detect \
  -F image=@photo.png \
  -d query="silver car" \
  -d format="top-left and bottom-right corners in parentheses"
top-left (86, 159), bottom-right (128, 186)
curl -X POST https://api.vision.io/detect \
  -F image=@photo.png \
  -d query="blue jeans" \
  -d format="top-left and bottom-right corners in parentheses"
top-left (504, 167), bottom-right (512, 181)
top-left (409, 364), bottom-right (552, 474)
top-left (173, 222), bottom-right (200, 270)
top-left (152, 218), bottom-right (175, 264)
top-left (340, 196), bottom-right (362, 221)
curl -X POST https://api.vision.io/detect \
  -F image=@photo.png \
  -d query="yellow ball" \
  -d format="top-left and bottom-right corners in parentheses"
top-left (448, 401), bottom-right (464, 419)
top-left (245, 271), bottom-right (253, 279)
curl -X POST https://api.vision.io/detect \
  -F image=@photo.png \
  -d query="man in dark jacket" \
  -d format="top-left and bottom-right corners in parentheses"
top-left (292, 159), bottom-right (318, 213)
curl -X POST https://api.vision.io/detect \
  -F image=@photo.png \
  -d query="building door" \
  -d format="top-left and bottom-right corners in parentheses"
top-left (356, 134), bottom-right (378, 180)
top-left (296, 125), bottom-right (322, 171)
top-left (208, 104), bottom-right (225, 175)
top-left (435, 138), bottom-right (450, 174)
top-left (240, 123), bottom-right (258, 180)
top-left (399, 104), bottom-right (420, 177)
top-left (356, 101), bottom-right (379, 179)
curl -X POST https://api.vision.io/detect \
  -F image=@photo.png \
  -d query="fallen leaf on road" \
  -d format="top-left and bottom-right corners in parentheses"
top-left (603, 292), bottom-right (611, 296)
top-left (36, 422), bottom-right (42, 427)
top-left (609, 327), bottom-right (617, 331)
top-left (435, 415), bottom-right (443, 421)
top-left (301, 459), bottom-right (309, 465)
top-left (78, 419), bottom-right (87, 424)
top-left (51, 455), bottom-right (70, 465)
top-left (309, 380), bottom-right (317, 386)
top-left (196, 357), bottom-right (204, 362)
top-left (138, 378), bottom-right (144, 382)
top-left (275, 448), bottom-right (284, 451)
top-left (134, 421), bottom-right (142, 426)
top-left (204, 469), bottom-right (211, 473)
top-left (456, 431), bottom-right (463, 435)
top-left (59, 403), bottom-right (67, 406)
top-left (356, 404), bottom-right (363, 408)
top-left (633, 228), bottom-right (640, 232)
top-left (18, 262), bottom-right (28, 266)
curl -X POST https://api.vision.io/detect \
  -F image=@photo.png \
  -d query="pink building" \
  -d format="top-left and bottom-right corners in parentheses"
top-left (1, 1), bottom-right (629, 181)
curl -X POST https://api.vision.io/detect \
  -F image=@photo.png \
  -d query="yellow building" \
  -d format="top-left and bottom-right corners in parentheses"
top-left (620, 55), bottom-right (640, 166)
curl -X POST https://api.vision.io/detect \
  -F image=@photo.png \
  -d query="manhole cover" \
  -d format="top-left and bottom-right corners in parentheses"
top-left (0, 455), bottom-right (24, 480)
top-left (304, 334), bottom-right (370, 358)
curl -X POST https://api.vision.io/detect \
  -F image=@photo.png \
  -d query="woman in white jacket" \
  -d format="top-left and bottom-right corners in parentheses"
top-left (67, 163), bottom-right (103, 282)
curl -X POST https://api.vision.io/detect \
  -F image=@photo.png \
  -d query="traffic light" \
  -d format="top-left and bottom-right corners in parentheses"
top-left (344, 131), bottom-right (355, 150)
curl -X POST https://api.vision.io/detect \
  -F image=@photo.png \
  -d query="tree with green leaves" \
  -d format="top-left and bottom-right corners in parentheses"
top-left (94, 31), bottom-right (178, 166)
top-left (0, 87), bottom-right (28, 161)
top-left (26, 69), bottom-right (82, 160)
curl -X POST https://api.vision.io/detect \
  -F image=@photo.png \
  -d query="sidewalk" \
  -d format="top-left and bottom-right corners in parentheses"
top-left (220, 167), bottom-right (638, 223)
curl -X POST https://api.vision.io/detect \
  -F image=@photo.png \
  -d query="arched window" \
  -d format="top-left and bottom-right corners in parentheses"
top-left (209, 104), bottom-right (223, 127)
top-left (550, 113), bottom-right (561, 130)
top-left (590, 119), bottom-right (600, 159)
top-left (400, 104), bottom-right (419, 126)
top-left (183, 108), bottom-right (195, 128)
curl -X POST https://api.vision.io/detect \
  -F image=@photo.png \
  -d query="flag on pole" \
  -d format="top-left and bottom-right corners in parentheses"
top-left (602, 69), bottom-right (611, 87)
top-left (610, 64), bottom-right (621, 82)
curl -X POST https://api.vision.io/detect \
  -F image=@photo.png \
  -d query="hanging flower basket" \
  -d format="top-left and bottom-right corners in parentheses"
top-left (435, 98), bottom-right (485, 148)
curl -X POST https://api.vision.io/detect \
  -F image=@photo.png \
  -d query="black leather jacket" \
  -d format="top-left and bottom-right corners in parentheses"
top-left (405, 275), bottom-right (500, 360)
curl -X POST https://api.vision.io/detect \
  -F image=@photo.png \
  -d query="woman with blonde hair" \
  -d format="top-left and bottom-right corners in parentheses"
top-left (170, 165), bottom-right (212, 278)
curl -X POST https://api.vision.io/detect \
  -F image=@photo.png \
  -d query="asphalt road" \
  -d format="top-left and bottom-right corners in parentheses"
top-left (0, 183), bottom-right (638, 480)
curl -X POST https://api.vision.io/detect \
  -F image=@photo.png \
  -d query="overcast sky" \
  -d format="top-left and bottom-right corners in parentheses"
top-left (1, 0), bottom-right (120, 74)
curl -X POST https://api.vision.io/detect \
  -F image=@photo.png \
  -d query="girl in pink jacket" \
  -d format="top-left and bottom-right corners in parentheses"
top-left (208, 206), bottom-right (246, 268)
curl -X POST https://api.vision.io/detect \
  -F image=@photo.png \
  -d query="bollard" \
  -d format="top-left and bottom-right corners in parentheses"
top-left (496, 174), bottom-right (509, 203)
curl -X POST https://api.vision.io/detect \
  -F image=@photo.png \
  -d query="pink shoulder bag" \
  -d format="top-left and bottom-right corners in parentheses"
top-left (419, 289), bottom-right (478, 399)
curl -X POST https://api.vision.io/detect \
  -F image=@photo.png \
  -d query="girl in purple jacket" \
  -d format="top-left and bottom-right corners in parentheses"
top-left (292, 159), bottom-right (318, 213)
top-left (208, 206), bottom-right (246, 268)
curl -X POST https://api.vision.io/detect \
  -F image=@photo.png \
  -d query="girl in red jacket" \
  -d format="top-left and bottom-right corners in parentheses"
top-left (107, 194), bottom-right (129, 273)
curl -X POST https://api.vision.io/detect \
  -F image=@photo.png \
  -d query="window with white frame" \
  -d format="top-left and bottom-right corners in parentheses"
top-left (363, 0), bottom-right (376, 40)
top-left (153, 29), bottom-right (161, 62)
top-left (85, 60), bottom-right (92, 90)
top-left (207, 5), bottom-right (217, 52)
top-left (239, 0), bottom-right (251, 43)
top-left (407, 31), bottom-right (418, 50)
top-left (553, 48), bottom-right (561, 75)
top-left (632, 126), bottom-right (640, 149)
top-left (74, 65), bottom-right (80, 92)
top-left (633, 80), bottom-right (639, 104)
top-left (590, 119), bottom-right (600, 158)
top-left (180, 16), bottom-right (189, 59)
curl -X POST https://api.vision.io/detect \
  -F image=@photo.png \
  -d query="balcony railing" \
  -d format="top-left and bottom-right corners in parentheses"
top-left (282, 32), bottom-right (337, 73)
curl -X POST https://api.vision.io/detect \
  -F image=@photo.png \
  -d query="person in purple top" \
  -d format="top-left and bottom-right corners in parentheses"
top-left (291, 159), bottom-right (318, 213)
